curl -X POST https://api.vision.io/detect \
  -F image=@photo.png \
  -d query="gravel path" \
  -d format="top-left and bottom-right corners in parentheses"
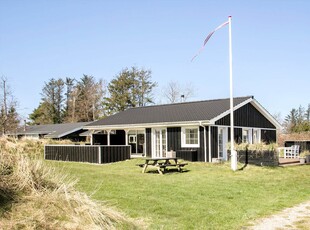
top-left (247, 200), bottom-right (310, 230)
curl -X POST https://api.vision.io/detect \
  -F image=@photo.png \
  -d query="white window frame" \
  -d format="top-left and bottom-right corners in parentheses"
top-left (181, 126), bottom-right (200, 148)
top-left (152, 128), bottom-right (167, 158)
top-left (242, 128), bottom-right (252, 144)
top-left (252, 128), bottom-right (261, 144)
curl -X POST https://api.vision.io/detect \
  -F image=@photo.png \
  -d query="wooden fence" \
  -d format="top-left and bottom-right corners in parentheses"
top-left (44, 145), bottom-right (131, 164)
top-left (228, 150), bottom-right (279, 166)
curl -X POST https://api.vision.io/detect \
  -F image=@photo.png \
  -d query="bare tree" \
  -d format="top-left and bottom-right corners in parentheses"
top-left (75, 75), bottom-right (106, 122)
top-left (0, 76), bottom-right (20, 134)
top-left (162, 81), bottom-right (194, 103)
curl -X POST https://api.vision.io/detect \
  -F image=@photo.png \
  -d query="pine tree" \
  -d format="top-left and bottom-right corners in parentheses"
top-left (105, 67), bottom-right (157, 115)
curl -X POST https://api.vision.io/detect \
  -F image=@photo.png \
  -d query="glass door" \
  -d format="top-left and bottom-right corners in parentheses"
top-left (128, 130), bottom-right (145, 156)
top-left (153, 128), bottom-right (167, 158)
top-left (218, 127), bottom-right (227, 160)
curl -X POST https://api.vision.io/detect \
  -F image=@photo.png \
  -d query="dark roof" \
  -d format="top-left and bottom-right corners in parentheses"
top-left (13, 122), bottom-right (92, 138)
top-left (86, 96), bottom-right (253, 127)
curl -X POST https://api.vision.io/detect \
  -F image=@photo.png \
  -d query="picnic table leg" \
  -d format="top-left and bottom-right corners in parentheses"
top-left (177, 165), bottom-right (182, 172)
top-left (142, 160), bottom-right (150, 173)
top-left (157, 165), bottom-right (164, 175)
top-left (142, 164), bottom-right (148, 173)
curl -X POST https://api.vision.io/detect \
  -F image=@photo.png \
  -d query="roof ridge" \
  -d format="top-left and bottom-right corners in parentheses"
top-left (126, 95), bottom-right (253, 110)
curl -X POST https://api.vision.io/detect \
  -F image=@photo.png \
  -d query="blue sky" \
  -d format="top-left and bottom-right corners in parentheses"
top-left (1, 0), bottom-right (309, 122)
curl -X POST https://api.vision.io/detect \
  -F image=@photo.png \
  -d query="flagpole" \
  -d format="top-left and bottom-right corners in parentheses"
top-left (229, 16), bottom-right (237, 171)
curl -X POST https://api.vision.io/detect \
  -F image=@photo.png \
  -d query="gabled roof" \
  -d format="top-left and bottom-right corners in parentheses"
top-left (13, 122), bottom-right (92, 138)
top-left (86, 96), bottom-right (280, 129)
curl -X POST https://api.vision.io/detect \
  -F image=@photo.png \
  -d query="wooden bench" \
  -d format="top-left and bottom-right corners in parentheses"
top-left (159, 163), bottom-right (188, 172)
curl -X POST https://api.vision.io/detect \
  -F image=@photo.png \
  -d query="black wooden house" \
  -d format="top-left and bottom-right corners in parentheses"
top-left (85, 96), bottom-right (281, 162)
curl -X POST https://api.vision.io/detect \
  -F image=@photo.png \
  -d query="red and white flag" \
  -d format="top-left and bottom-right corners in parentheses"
top-left (191, 20), bottom-right (229, 62)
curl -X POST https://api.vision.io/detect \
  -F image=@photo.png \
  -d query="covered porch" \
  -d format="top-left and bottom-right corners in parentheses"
top-left (90, 128), bottom-right (146, 158)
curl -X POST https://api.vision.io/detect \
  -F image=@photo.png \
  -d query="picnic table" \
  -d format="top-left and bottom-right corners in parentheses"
top-left (137, 157), bottom-right (188, 174)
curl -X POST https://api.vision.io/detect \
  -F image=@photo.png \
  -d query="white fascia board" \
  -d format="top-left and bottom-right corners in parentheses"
top-left (209, 97), bottom-right (254, 124)
top-left (85, 120), bottom-right (211, 130)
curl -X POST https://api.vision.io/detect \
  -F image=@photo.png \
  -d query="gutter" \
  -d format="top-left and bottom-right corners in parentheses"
top-left (84, 120), bottom-right (211, 130)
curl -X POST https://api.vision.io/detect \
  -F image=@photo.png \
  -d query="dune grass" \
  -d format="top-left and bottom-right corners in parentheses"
top-left (0, 137), bottom-right (140, 229)
top-left (49, 159), bottom-right (310, 229)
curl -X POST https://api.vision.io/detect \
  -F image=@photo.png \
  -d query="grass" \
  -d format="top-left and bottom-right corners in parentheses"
top-left (48, 159), bottom-right (310, 229)
top-left (0, 137), bottom-right (139, 229)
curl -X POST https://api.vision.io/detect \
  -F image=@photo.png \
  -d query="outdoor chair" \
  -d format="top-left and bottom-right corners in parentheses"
top-left (284, 145), bottom-right (300, 158)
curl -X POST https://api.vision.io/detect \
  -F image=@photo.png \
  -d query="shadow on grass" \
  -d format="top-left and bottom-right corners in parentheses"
top-left (145, 168), bottom-right (191, 174)
top-left (238, 149), bottom-right (248, 171)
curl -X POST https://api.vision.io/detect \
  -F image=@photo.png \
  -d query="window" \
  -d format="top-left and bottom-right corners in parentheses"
top-left (181, 127), bottom-right (199, 147)
top-left (242, 128), bottom-right (252, 143)
top-left (253, 129), bottom-right (261, 144)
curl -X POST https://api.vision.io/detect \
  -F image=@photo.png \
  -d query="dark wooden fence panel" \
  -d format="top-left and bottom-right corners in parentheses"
top-left (100, 146), bottom-right (131, 163)
top-left (228, 150), bottom-right (278, 166)
top-left (45, 145), bottom-right (99, 163)
top-left (45, 145), bottom-right (131, 164)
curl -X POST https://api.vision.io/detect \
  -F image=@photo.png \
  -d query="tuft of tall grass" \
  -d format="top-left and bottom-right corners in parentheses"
top-left (0, 137), bottom-right (141, 229)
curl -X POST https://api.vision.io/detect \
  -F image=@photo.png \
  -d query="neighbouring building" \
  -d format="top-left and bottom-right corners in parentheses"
top-left (8, 122), bottom-right (92, 142)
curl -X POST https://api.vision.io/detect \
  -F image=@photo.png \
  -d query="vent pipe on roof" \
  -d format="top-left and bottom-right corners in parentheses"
top-left (181, 95), bottom-right (185, 102)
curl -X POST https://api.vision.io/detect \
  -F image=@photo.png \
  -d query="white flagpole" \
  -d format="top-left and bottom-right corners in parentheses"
top-left (229, 16), bottom-right (237, 171)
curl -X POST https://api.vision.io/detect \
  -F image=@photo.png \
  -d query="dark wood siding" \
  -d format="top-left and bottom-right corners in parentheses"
top-left (145, 128), bottom-right (152, 157)
top-left (215, 103), bottom-right (276, 129)
top-left (198, 126), bottom-right (205, 162)
top-left (167, 127), bottom-right (181, 151)
top-left (205, 126), bottom-right (210, 162)
top-left (167, 126), bottom-right (205, 162)
top-left (211, 126), bottom-right (218, 159)
top-left (261, 129), bottom-right (277, 143)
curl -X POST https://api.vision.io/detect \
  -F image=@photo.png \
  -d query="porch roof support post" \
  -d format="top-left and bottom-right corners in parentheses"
top-left (204, 126), bottom-right (207, 162)
top-left (90, 130), bottom-right (95, 145)
top-left (124, 129), bottom-right (130, 146)
top-left (208, 126), bottom-right (212, 162)
top-left (98, 146), bottom-right (101, 164)
top-left (107, 130), bottom-right (111, 146)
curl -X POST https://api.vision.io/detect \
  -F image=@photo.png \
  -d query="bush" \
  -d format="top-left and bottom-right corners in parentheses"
top-left (227, 142), bottom-right (278, 151)
top-left (300, 150), bottom-right (310, 158)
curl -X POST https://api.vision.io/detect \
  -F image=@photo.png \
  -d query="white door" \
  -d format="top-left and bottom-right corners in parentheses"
top-left (153, 128), bottom-right (167, 158)
top-left (218, 127), bottom-right (228, 160)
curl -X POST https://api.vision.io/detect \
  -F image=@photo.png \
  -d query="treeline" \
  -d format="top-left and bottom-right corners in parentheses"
top-left (284, 104), bottom-right (310, 133)
top-left (29, 67), bottom-right (157, 125)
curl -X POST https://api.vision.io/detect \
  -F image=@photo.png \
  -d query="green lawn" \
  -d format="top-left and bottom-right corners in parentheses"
top-left (48, 159), bottom-right (310, 229)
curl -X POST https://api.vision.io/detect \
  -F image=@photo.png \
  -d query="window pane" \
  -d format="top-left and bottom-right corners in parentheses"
top-left (185, 128), bottom-right (198, 144)
top-left (242, 129), bottom-right (250, 143)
